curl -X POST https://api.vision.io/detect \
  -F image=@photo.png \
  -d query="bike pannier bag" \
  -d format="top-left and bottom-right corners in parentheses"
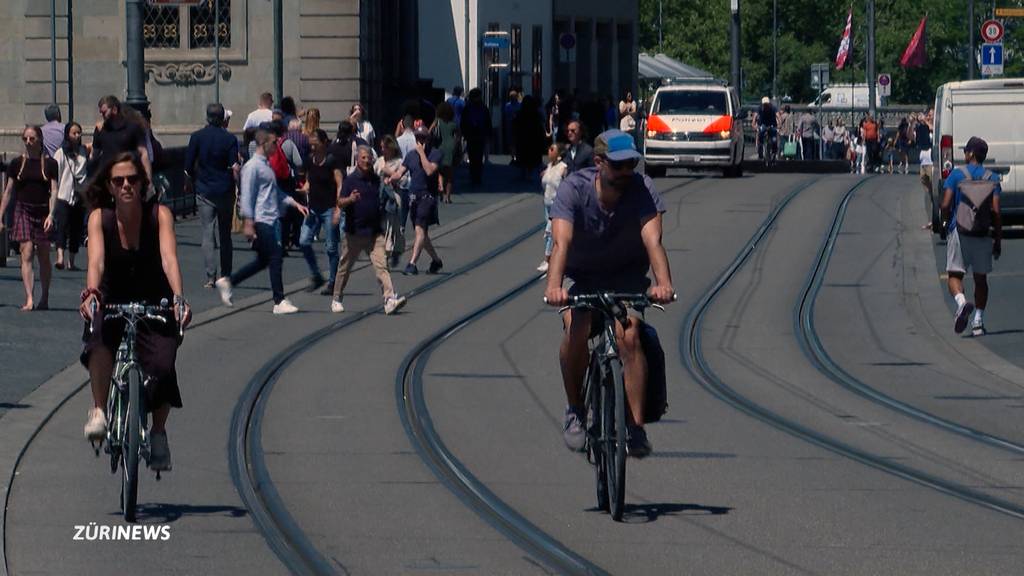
top-left (955, 166), bottom-right (997, 237)
top-left (639, 322), bottom-right (668, 423)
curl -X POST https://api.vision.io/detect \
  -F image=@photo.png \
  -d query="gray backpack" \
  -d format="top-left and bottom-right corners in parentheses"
top-left (955, 166), bottom-right (997, 237)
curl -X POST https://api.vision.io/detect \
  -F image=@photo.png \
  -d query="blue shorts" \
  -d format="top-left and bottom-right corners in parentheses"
top-left (410, 193), bottom-right (439, 228)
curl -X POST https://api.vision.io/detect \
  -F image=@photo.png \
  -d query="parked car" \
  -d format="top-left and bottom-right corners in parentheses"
top-left (641, 78), bottom-right (745, 178)
top-left (927, 78), bottom-right (1024, 232)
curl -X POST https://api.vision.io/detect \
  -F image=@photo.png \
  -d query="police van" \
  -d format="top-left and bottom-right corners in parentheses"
top-left (641, 78), bottom-right (745, 178)
top-left (927, 78), bottom-right (1024, 232)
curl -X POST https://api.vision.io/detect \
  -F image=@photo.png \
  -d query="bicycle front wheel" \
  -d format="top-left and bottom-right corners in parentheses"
top-left (603, 358), bottom-right (627, 521)
top-left (586, 354), bottom-right (609, 513)
top-left (121, 367), bottom-right (142, 522)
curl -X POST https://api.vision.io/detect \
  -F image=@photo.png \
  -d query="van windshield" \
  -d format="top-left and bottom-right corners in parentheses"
top-left (654, 91), bottom-right (728, 115)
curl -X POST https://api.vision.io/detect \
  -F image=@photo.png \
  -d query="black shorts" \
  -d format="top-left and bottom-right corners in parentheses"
top-left (410, 194), bottom-right (439, 228)
top-left (80, 309), bottom-right (183, 412)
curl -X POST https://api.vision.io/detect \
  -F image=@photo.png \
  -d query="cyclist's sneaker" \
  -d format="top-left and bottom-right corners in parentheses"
top-left (562, 406), bottom-right (586, 452)
top-left (148, 430), bottom-right (172, 471)
top-left (626, 424), bottom-right (652, 459)
top-left (84, 407), bottom-right (107, 441)
top-left (403, 263), bottom-right (418, 276)
top-left (273, 299), bottom-right (300, 315)
top-left (971, 319), bottom-right (986, 337)
top-left (428, 259), bottom-right (444, 274)
top-left (954, 301), bottom-right (975, 334)
top-left (215, 277), bottom-right (234, 307)
top-left (384, 295), bottom-right (407, 315)
top-left (330, 299), bottom-right (345, 313)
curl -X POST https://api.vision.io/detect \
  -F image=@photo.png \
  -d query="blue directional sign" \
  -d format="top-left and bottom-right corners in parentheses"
top-left (981, 43), bottom-right (1004, 76)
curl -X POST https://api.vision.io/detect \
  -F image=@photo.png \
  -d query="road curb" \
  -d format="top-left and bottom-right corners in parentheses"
top-left (0, 190), bottom-right (532, 576)
top-left (900, 184), bottom-right (1024, 387)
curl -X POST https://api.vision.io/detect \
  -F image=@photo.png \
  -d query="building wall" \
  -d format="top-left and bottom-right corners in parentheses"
top-left (0, 0), bottom-right (367, 153)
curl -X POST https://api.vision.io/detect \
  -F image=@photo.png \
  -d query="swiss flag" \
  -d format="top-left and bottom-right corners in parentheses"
top-left (900, 16), bottom-right (928, 68)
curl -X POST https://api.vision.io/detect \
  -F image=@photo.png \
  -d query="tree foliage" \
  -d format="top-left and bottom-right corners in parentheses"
top-left (639, 0), bottom-right (1024, 104)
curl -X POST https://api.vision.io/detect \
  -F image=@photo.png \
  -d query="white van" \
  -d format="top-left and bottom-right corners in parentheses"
top-left (812, 84), bottom-right (883, 108)
top-left (926, 78), bottom-right (1024, 231)
top-left (641, 79), bottom-right (745, 178)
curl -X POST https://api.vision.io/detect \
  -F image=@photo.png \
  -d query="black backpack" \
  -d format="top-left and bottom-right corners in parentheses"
top-left (639, 322), bottom-right (668, 423)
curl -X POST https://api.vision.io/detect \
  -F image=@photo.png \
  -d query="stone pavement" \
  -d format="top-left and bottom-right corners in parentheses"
top-left (0, 158), bottom-right (538, 419)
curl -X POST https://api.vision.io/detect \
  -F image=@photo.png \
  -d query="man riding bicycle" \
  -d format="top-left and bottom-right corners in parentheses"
top-left (544, 129), bottom-right (674, 458)
top-left (79, 151), bottom-right (192, 472)
top-left (754, 96), bottom-right (779, 161)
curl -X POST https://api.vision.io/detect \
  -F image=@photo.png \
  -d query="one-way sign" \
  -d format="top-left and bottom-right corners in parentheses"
top-left (982, 43), bottom-right (1004, 76)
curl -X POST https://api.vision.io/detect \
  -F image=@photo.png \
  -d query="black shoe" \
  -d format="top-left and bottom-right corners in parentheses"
top-left (320, 284), bottom-right (334, 296)
top-left (403, 263), bottom-right (418, 275)
top-left (626, 425), bottom-right (652, 459)
top-left (389, 254), bottom-right (400, 269)
top-left (428, 259), bottom-right (443, 274)
top-left (307, 275), bottom-right (326, 293)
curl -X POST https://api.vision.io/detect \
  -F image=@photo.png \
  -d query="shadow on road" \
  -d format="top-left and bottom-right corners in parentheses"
top-left (619, 502), bottom-right (733, 523)
top-left (124, 502), bottom-right (249, 523)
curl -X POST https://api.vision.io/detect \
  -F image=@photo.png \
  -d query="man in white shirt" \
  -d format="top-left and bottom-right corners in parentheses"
top-left (243, 93), bottom-right (275, 131)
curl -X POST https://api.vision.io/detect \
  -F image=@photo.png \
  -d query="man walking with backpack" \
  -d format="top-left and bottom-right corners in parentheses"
top-left (941, 136), bottom-right (1002, 336)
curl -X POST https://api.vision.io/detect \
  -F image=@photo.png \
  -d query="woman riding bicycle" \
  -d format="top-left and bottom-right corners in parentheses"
top-left (79, 151), bottom-right (191, 472)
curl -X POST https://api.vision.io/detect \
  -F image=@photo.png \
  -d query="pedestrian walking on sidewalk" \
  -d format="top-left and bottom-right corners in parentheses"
top-left (388, 126), bottom-right (443, 276)
top-left (41, 104), bottom-right (65, 158)
top-left (298, 129), bottom-right (343, 294)
top-left (431, 101), bottom-right (460, 204)
top-left (0, 126), bottom-right (58, 310)
top-left (941, 136), bottom-right (1002, 336)
top-left (53, 121), bottom-right (89, 271)
top-left (538, 142), bottom-right (567, 272)
top-left (243, 92), bottom-right (274, 131)
top-left (186, 103), bottom-right (240, 288)
top-left (374, 135), bottom-right (408, 268)
top-left (461, 88), bottom-right (491, 187)
top-left (216, 125), bottom-right (309, 314)
top-left (331, 146), bottom-right (407, 315)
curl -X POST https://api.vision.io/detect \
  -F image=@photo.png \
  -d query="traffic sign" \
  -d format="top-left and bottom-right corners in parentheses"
top-left (981, 43), bottom-right (1004, 76)
top-left (995, 7), bottom-right (1024, 18)
top-left (482, 32), bottom-right (509, 50)
top-left (981, 19), bottom-right (1005, 43)
top-left (877, 73), bottom-right (891, 97)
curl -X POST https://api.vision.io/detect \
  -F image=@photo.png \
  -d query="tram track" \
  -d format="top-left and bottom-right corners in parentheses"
top-left (681, 174), bottom-right (1024, 523)
top-left (228, 176), bottom-right (705, 575)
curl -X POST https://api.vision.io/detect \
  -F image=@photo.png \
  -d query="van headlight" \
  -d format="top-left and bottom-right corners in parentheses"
top-left (719, 130), bottom-right (731, 139)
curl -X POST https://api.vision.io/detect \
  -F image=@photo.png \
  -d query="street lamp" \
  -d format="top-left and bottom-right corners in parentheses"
top-left (125, 0), bottom-right (150, 114)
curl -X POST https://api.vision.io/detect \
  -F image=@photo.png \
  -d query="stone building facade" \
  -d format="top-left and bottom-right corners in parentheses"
top-left (0, 0), bottom-right (418, 152)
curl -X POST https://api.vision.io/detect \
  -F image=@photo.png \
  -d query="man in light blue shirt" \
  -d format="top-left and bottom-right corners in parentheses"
top-left (215, 125), bottom-right (309, 314)
top-left (941, 136), bottom-right (1002, 336)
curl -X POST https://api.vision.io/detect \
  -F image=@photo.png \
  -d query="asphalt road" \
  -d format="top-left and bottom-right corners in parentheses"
top-left (4, 169), bottom-right (1024, 575)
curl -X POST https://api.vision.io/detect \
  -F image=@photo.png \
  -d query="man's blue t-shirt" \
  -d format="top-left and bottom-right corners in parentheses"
top-left (185, 125), bottom-right (239, 200)
top-left (942, 163), bottom-right (1001, 233)
top-left (403, 147), bottom-right (443, 198)
top-left (549, 167), bottom-right (666, 290)
top-left (340, 169), bottom-right (382, 237)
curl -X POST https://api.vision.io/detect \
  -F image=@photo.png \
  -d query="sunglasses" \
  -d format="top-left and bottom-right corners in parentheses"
top-left (110, 174), bottom-right (142, 187)
top-left (607, 158), bottom-right (638, 171)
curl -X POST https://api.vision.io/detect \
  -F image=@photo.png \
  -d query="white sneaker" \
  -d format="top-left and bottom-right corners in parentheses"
top-left (971, 318), bottom-right (986, 337)
top-left (384, 295), bottom-right (407, 315)
top-left (272, 299), bottom-right (299, 315)
top-left (84, 407), bottom-right (107, 441)
top-left (215, 277), bottom-right (233, 307)
top-left (330, 299), bottom-right (345, 313)
top-left (954, 301), bottom-right (975, 334)
top-left (536, 261), bottom-right (549, 273)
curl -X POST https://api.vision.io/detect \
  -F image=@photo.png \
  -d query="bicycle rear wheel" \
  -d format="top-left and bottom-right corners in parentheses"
top-left (603, 358), bottom-right (627, 521)
top-left (586, 354), bottom-right (609, 512)
top-left (121, 367), bottom-right (142, 522)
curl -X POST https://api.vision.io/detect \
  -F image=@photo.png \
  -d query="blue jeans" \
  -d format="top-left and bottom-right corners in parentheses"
top-left (230, 220), bottom-right (285, 304)
top-left (299, 208), bottom-right (342, 285)
top-left (543, 202), bottom-right (554, 256)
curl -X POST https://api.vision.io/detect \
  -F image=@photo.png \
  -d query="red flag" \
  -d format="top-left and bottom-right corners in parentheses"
top-left (835, 9), bottom-right (853, 70)
top-left (900, 16), bottom-right (928, 68)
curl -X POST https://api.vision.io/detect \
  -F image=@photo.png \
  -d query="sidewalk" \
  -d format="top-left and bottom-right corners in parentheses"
top-left (0, 159), bottom-right (541, 420)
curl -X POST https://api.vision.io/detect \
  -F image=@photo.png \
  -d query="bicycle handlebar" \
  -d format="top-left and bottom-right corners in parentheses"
top-left (543, 292), bottom-right (676, 313)
top-left (90, 298), bottom-right (182, 337)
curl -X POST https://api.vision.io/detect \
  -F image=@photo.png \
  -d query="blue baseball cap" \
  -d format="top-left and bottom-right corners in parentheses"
top-left (595, 129), bottom-right (641, 161)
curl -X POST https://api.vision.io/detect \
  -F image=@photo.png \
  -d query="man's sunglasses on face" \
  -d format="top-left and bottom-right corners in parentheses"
top-left (607, 158), bottom-right (638, 171)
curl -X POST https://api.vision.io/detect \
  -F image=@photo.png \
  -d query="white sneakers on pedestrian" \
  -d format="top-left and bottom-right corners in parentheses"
top-left (330, 299), bottom-right (345, 313)
top-left (215, 277), bottom-right (233, 307)
top-left (84, 407), bottom-right (107, 441)
top-left (384, 295), bottom-right (407, 315)
top-left (272, 299), bottom-right (299, 315)
top-left (536, 261), bottom-right (549, 273)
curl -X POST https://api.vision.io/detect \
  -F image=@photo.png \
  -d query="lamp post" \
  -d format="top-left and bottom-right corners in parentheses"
top-left (772, 0), bottom-right (777, 101)
top-left (730, 0), bottom-right (741, 101)
top-left (968, 0), bottom-right (976, 79)
top-left (273, 0), bottom-right (283, 104)
top-left (125, 0), bottom-right (150, 114)
top-left (866, 0), bottom-right (876, 117)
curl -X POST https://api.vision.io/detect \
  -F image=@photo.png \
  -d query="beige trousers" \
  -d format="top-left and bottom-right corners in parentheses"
top-left (333, 233), bottom-right (395, 301)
